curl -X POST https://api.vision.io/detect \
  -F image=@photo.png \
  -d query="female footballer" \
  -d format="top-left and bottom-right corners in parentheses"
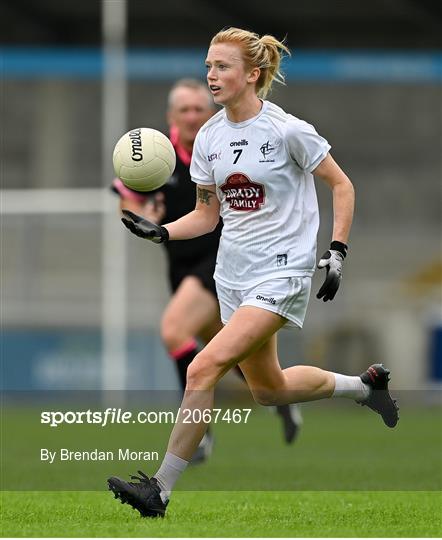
top-left (108, 27), bottom-right (399, 518)
top-left (112, 79), bottom-right (302, 463)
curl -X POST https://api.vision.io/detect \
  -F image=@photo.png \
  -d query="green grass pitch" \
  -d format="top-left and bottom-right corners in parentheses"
top-left (1, 403), bottom-right (441, 537)
top-left (1, 490), bottom-right (441, 537)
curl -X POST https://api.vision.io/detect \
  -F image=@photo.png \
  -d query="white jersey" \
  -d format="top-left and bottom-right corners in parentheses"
top-left (190, 100), bottom-right (331, 289)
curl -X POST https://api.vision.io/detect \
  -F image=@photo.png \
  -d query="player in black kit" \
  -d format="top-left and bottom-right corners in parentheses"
top-left (112, 79), bottom-right (302, 462)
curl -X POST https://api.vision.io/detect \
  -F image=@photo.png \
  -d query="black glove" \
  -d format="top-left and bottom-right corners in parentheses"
top-left (316, 241), bottom-right (348, 302)
top-left (121, 209), bottom-right (169, 244)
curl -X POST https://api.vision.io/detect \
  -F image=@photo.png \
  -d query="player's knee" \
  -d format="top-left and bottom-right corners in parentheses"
top-left (161, 316), bottom-right (187, 351)
top-left (186, 351), bottom-right (226, 390)
top-left (252, 389), bottom-right (279, 407)
top-left (186, 357), bottom-right (212, 390)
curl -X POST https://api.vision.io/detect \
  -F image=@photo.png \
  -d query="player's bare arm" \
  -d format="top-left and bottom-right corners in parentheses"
top-left (313, 153), bottom-right (355, 244)
top-left (197, 186), bottom-right (216, 206)
top-left (121, 184), bottom-right (219, 242)
top-left (164, 183), bottom-right (220, 240)
top-left (313, 153), bottom-right (354, 301)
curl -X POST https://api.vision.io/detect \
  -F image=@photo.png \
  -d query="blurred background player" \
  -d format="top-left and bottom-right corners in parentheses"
top-left (111, 78), bottom-right (303, 462)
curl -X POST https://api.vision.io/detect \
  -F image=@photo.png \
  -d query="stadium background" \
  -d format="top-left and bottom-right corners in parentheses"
top-left (2, 0), bottom-right (441, 393)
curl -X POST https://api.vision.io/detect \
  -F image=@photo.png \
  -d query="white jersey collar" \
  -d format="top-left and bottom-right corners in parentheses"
top-left (223, 100), bottom-right (268, 129)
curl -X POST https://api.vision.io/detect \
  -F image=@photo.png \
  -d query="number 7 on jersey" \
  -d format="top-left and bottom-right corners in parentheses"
top-left (233, 149), bottom-right (242, 164)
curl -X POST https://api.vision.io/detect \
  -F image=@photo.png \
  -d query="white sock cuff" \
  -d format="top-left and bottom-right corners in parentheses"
top-left (164, 451), bottom-right (189, 471)
top-left (154, 452), bottom-right (189, 495)
top-left (332, 373), bottom-right (370, 401)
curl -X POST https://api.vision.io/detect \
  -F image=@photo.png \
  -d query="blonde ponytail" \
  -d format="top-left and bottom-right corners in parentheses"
top-left (210, 27), bottom-right (290, 98)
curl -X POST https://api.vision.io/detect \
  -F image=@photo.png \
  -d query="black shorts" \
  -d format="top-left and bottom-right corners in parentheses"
top-left (168, 253), bottom-right (217, 297)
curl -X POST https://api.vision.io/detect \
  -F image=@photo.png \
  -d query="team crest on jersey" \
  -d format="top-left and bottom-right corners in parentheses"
top-left (220, 173), bottom-right (265, 211)
top-left (259, 140), bottom-right (276, 163)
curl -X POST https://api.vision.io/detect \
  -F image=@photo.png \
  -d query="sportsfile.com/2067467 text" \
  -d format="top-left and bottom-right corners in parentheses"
top-left (40, 408), bottom-right (252, 427)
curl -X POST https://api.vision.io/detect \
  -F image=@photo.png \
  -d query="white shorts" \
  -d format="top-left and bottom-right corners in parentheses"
top-left (216, 276), bottom-right (311, 329)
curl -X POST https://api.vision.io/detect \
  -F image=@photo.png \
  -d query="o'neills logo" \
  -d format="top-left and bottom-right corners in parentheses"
top-left (220, 173), bottom-right (265, 211)
top-left (230, 139), bottom-right (248, 147)
top-left (256, 294), bottom-right (276, 305)
top-left (129, 129), bottom-right (143, 161)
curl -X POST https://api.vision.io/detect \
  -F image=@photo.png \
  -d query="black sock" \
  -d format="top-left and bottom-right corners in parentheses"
top-left (172, 344), bottom-right (199, 392)
top-left (234, 365), bottom-right (245, 380)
